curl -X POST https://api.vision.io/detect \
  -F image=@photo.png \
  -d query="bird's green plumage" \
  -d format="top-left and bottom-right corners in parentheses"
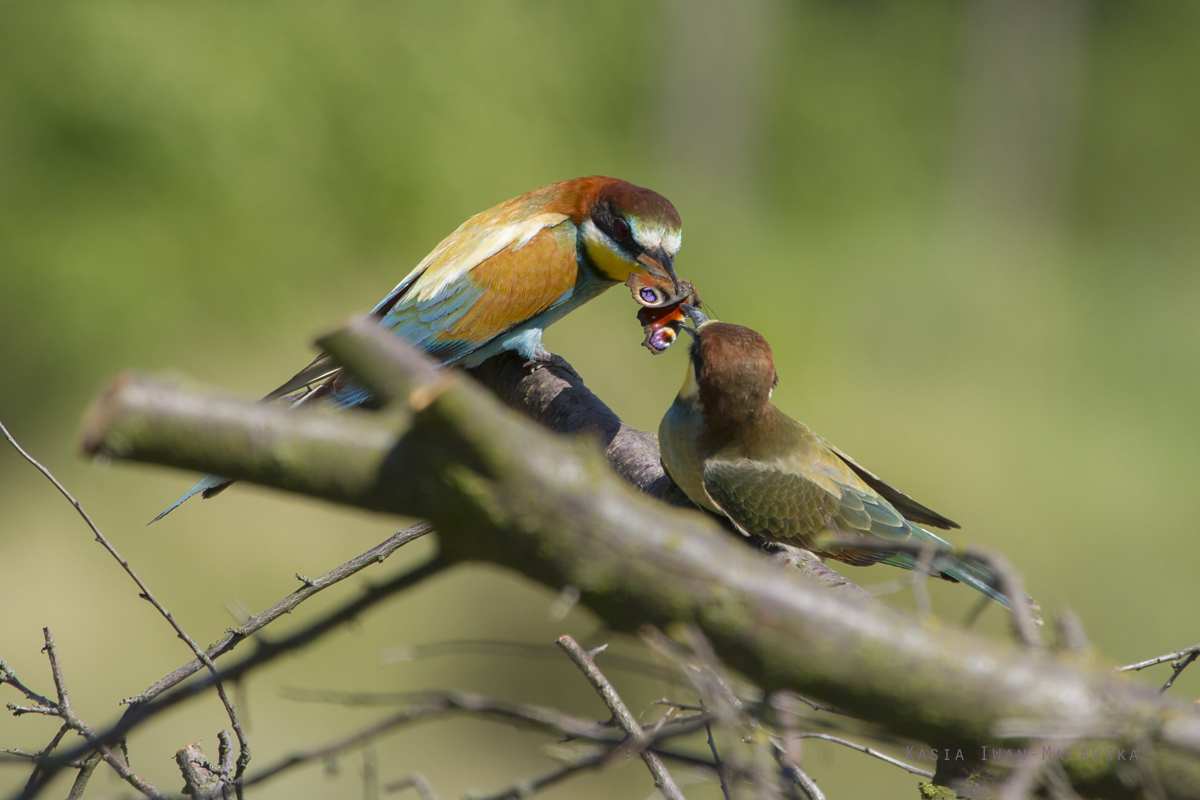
top-left (659, 321), bottom-right (1010, 607)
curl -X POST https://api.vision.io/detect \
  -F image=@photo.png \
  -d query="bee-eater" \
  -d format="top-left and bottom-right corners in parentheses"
top-left (658, 309), bottom-right (1009, 607)
top-left (155, 176), bottom-right (686, 521)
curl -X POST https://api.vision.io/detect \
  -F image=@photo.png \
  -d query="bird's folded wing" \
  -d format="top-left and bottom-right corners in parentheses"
top-left (378, 214), bottom-right (578, 358)
top-left (262, 212), bottom-right (577, 402)
top-left (817, 437), bottom-right (960, 530)
top-left (373, 210), bottom-right (572, 320)
top-left (701, 456), bottom-right (917, 564)
top-left (263, 353), bottom-right (340, 402)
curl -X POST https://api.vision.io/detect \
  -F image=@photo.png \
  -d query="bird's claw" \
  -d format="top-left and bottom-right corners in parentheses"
top-left (522, 350), bottom-right (583, 383)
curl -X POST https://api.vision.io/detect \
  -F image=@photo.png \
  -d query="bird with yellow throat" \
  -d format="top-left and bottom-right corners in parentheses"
top-left (155, 176), bottom-right (691, 521)
top-left (658, 307), bottom-right (1010, 607)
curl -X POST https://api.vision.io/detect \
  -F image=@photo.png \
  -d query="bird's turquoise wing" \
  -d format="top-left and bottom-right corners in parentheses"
top-left (262, 214), bottom-right (580, 409)
top-left (153, 210), bottom-right (580, 522)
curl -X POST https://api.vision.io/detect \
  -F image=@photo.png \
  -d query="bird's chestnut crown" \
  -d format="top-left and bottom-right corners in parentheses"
top-left (688, 322), bottom-right (779, 421)
top-left (580, 178), bottom-right (681, 288)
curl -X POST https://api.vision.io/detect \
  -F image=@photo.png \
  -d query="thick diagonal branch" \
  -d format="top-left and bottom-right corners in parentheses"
top-left (78, 322), bottom-right (1200, 800)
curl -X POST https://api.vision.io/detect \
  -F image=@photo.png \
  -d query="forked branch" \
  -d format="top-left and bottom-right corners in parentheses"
top-left (71, 321), bottom-right (1200, 800)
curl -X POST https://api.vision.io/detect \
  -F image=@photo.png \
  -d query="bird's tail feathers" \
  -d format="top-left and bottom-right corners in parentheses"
top-left (149, 474), bottom-right (232, 525)
top-left (929, 555), bottom-right (1011, 609)
top-left (881, 531), bottom-right (1012, 608)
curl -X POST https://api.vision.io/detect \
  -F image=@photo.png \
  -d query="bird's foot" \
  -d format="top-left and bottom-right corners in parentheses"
top-left (522, 349), bottom-right (583, 383)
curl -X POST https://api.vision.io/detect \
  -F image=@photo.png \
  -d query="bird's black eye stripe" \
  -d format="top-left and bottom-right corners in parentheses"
top-left (591, 202), bottom-right (637, 251)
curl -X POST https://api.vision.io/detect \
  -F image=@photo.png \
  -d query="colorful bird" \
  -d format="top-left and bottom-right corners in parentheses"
top-left (155, 176), bottom-right (686, 521)
top-left (658, 309), bottom-right (1009, 606)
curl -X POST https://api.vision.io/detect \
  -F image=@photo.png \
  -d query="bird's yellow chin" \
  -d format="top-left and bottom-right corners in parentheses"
top-left (581, 219), bottom-right (639, 282)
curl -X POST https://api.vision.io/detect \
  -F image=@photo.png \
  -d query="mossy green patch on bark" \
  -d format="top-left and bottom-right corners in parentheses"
top-left (918, 783), bottom-right (961, 800)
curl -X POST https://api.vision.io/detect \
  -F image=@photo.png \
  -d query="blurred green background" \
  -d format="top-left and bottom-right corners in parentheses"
top-left (2, 1), bottom-right (1198, 797)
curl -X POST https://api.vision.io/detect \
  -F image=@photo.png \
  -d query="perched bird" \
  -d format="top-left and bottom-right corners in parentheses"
top-left (155, 176), bottom-right (686, 521)
top-left (658, 309), bottom-right (1009, 606)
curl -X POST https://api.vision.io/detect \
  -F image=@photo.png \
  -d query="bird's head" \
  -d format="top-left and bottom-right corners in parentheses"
top-left (677, 314), bottom-right (778, 425)
top-left (578, 178), bottom-right (682, 291)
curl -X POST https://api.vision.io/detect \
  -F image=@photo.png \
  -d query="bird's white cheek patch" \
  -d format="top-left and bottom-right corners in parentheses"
top-left (678, 362), bottom-right (699, 400)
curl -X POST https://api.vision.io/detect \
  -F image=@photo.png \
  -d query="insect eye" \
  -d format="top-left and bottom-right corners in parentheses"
top-left (614, 218), bottom-right (632, 240)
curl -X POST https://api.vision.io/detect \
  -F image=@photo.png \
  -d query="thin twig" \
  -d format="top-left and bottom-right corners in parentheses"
top-left (1055, 607), bottom-right (1091, 654)
top-left (911, 543), bottom-right (936, 620)
top-left (24, 724), bottom-right (71, 790)
top-left (963, 593), bottom-right (991, 629)
top-left (36, 629), bottom-right (171, 799)
top-left (0, 659), bottom-right (56, 710)
top-left (1, 418), bottom-right (251, 791)
top-left (64, 753), bottom-right (101, 800)
top-left (127, 522), bottom-right (432, 705)
top-left (770, 740), bottom-right (826, 800)
top-left (556, 636), bottom-right (686, 800)
top-left (1118, 644), bottom-right (1200, 673)
top-left (640, 627), bottom-right (745, 719)
top-left (783, 733), bottom-right (933, 779)
top-left (283, 687), bottom-right (711, 738)
top-left (704, 716), bottom-right (732, 800)
top-left (467, 751), bottom-right (609, 800)
top-left (649, 748), bottom-right (718, 772)
top-left (245, 688), bottom-right (709, 795)
top-left (767, 692), bottom-right (935, 779)
top-left (0, 750), bottom-right (81, 767)
top-left (279, 688), bottom-right (621, 742)
top-left (4, 706), bottom-right (58, 717)
top-left (42, 631), bottom-right (72, 719)
top-left (385, 773), bottom-right (438, 799)
top-left (1160, 652), bottom-right (1199, 693)
top-left (16, 557), bottom-right (445, 800)
top-left (362, 746), bottom-right (378, 800)
top-left (379, 638), bottom-right (674, 683)
top-left (240, 701), bottom-right (446, 791)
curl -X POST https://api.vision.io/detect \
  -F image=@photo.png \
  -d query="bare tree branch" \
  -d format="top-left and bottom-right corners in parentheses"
top-left (385, 773), bottom-right (437, 799)
top-left (3, 629), bottom-right (172, 799)
top-left (782, 733), bottom-right (931, 779)
top-left (13, 557), bottom-right (445, 799)
top-left (378, 638), bottom-right (676, 683)
top-left (1117, 643), bottom-right (1200, 694)
top-left (1120, 645), bottom-right (1200, 673)
top-left (1, 418), bottom-right (251, 792)
top-left (556, 636), bottom-right (685, 800)
top-left (244, 687), bottom-right (710, 795)
top-left (64, 753), bottom-right (100, 800)
top-left (176, 742), bottom-right (225, 798)
top-left (10, 725), bottom-right (70, 798)
top-left (769, 740), bottom-right (825, 800)
top-left (127, 523), bottom-right (432, 706)
top-left (73, 323), bottom-right (1200, 799)
top-left (278, 687), bottom-right (662, 743)
top-left (466, 750), bottom-right (609, 800)
top-left (1161, 653), bottom-right (1200, 694)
